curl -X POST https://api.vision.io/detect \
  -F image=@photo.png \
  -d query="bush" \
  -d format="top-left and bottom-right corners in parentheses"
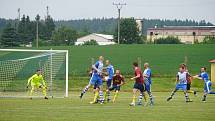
top-left (82, 39), bottom-right (98, 45)
top-left (154, 36), bottom-right (181, 44)
top-left (201, 36), bottom-right (215, 44)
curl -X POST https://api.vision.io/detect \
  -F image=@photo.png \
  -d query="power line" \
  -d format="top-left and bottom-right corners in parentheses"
top-left (113, 2), bottom-right (126, 44)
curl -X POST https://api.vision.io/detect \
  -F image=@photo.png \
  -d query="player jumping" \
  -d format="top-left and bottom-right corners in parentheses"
top-left (109, 69), bottom-right (125, 103)
top-left (143, 63), bottom-right (154, 105)
top-left (193, 67), bottom-right (215, 102)
top-left (80, 56), bottom-right (105, 104)
top-left (26, 69), bottom-right (48, 99)
top-left (167, 65), bottom-right (191, 102)
top-left (130, 62), bottom-right (145, 106)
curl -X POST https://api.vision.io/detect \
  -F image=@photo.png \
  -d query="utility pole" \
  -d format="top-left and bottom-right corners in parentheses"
top-left (18, 8), bottom-right (20, 21)
top-left (113, 2), bottom-right (126, 44)
top-left (46, 6), bottom-right (49, 18)
top-left (36, 20), bottom-right (39, 48)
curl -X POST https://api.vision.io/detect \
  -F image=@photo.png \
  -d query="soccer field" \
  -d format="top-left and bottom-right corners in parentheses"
top-left (1, 92), bottom-right (215, 121)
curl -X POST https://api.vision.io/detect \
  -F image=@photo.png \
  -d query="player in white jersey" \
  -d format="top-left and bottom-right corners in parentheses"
top-left (167, 65), bottom-right (191, 102)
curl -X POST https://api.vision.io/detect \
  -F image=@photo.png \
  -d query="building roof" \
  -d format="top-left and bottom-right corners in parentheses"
top-left (148, 26), bottom-right (215, 30)
top-left (94, 33), bottom-right (113, 40)
top-left (209, 59), bottom-right (215, 63)
top-left (77, 33), bottom-right (113, 40)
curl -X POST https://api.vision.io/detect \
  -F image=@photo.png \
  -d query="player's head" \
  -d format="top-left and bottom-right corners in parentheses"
top-left (179, 66), bottom-right (185, 72)
top-left (105, 60), bottom-right (110, 66)
top-left (180, 63), bottom-right (187, 69)
top-left (36, 69), bottom-right (42, 75)
top-left (115, 69), bottom-right (120, 75)
top-left (144, 63), bottom-right (149, 69)
top-left (133, 62), bottom-right (138, 68)
top-left (201, 67), bottom-right (206, 72)
top-left (99, 56), bottom-right (104, 62)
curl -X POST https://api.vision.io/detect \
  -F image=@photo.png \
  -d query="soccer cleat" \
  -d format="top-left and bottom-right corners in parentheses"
top-left (202, 98), bottom-right (206, 102)
top-left (29, 97), bottom-right (32, 100)
top-left (107, 98), bottom-right (111, 102)
top-left (90, 101), bottom-right (96, 104)
top-left (149, 100), bottom-right (154, 106)
top-left (194, 91), bottom-right (197, 96)
top-left (79, 93), bottom-right (83, 99)
top-left (44, 97), bottom-right (48, 99)
top-left (129, 102), bottom-right (135, 106)
top-left (167, 97), bottom-right (172, 101)
top-left (137, 102), bottom-right (142, 106)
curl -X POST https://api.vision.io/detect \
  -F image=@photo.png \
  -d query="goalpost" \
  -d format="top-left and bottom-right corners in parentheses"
top-left (0, 49), bottom-right (69, 98)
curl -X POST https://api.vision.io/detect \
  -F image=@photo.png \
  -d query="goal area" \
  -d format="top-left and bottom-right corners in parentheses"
top-left (0, 49), bottom-right (68, 98)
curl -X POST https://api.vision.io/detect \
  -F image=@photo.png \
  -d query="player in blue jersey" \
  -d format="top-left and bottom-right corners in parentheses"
top-left (104, 60), bottom-right (114, 102)
top-left (80, 56), bottom-right (105, 104)
top-left (193, 67), bottom-right (215, 102)
top-left (143, 63), bottom-right (154, 105)
top-left (167, 65), bottom-right (191, 102)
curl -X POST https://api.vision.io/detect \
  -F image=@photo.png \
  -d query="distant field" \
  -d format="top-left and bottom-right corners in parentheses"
top-left (39, 44), bottom-right (215, 76)
top-left (1, 44), bottom-right (215, 76)
top-left (1, 92), bottom-right (215, 121)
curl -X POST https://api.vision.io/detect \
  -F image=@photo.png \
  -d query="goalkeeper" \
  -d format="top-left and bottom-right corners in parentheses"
top-left (27, 69), bottom-right (48, 99)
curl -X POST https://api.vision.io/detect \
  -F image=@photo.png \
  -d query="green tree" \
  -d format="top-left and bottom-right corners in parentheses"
top-left (44, 15), bottom-right (55, 40)
top-left (52, 26), bottom-right (78, 45)
top-left (114, 18), bottom-right (142, 44)
top-left (201, 36), bottom-right (215, 44)
top-left (0, 24), bottom-right (20, 47)
top-left (82, 39), bottom-right (98, 45)
top-left (154, 36), bottom-right (181, 44)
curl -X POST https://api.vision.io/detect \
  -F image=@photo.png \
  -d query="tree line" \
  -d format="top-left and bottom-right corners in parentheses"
top-left (0, 17), bottom-right (214, 47)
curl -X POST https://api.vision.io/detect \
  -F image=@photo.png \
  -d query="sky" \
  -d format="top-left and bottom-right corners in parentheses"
top-left (0, 0), bottom-right (215, 24)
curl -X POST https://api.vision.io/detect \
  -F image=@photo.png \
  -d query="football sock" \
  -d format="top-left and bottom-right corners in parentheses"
top-left (113, 91), bottom-right (119, 102)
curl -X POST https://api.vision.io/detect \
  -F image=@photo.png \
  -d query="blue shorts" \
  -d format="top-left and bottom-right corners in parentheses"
top-left (175, 84), bottom-right (187, 91)
top-left (133, 83), bottom-right (144, 93)
top-left (109, 85), bottom-right (120, 91)
top-left (89, 73), bottom-right (103, 86)
top-left (144, 83), bottom-right (151, 93)
top-left (204, 81), bottom-right (212, 93)
top-left (106, 78), bottom-right (112, 88)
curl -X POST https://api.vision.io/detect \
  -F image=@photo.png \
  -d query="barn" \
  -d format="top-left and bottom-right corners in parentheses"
top-left (75, 33), bottom-right (116, 45)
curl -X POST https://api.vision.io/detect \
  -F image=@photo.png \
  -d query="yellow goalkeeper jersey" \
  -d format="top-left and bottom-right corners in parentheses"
top-left (27, 74), bottom-right (46, 86)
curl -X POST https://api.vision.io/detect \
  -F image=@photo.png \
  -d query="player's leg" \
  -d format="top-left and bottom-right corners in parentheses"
top-left (167, 84), bottom-right (179, 101)
top-left (146, 84), bottom-right (154, 105)
top-left (80, 74), bottom-right (95, 99)
top-left (97, 77), bottom-right (105, 104)
top-left (29, 85), bottom-right (35, 99)
top-left (137, 84), bottom-right (145, 105)
top-left (104, 79), bottom-right (112, 102)
top-left (90, 88), bottom-right (100, 104)
top-left (187, 83), bottom-right (197, 96)
top-left (207, 81), bottom-right (215, 94)
top-left (130, 88), bottom-right (138, 106)
top-left (113, 86), bottom-right (120, 103)
top-left (39, 85), bottom-right (48, 99)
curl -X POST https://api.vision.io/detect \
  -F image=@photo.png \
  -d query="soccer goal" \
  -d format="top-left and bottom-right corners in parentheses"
top-left (0, 49), bottom-right (69, 98)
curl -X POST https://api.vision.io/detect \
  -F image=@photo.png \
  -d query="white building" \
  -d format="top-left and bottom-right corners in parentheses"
top-left (75, 33), bottom-right (116, 45)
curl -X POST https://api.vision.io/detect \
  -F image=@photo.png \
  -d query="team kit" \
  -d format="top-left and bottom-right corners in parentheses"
top-left (27, 56), bottom-right (215, 106)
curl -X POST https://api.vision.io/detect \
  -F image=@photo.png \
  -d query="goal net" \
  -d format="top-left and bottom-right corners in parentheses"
top-left (0, 49), bottom-right (68, 98)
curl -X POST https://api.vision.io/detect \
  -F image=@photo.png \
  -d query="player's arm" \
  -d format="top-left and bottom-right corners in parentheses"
top-left (130, 70), bottom-right (141, 80)
top-left (41, 76), bottom-right (47, 88)
top-left (175, 75), bottom-right (179, 84)
top-left (27, 75), bottom-right (34, 88)
top-left (193, 74), bottom-right (202, 80)
top-left (118, 76), bottom-right (125, 86)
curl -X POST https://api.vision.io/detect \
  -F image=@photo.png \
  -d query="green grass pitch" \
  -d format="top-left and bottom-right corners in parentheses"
top-left (1, 92), bottom-right (215, 121)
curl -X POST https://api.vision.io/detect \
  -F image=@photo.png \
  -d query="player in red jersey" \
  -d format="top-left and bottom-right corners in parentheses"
top-left (109, 69), bottom-right (125, 103)
top-left (130, 62), bottom-right (145, 106)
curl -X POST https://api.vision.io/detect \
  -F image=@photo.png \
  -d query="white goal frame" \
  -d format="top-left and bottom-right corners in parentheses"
top-left (0, 49), bottom-right (69, 97)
